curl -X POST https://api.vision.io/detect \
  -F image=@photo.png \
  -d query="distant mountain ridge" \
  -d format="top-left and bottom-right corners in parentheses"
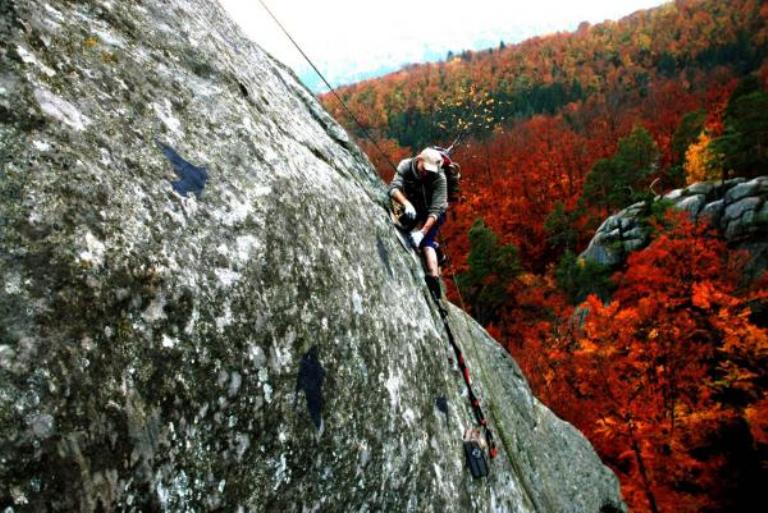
top-left (322, 0), bottom-right (767, 152)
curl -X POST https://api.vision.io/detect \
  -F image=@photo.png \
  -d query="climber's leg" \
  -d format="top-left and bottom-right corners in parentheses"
top-left (423, 246), bottom-right (439, 277)
top-left (421, 212), bottom-right (445, 278)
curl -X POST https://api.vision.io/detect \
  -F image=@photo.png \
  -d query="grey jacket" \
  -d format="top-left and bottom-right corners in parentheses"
top-left (387, 158), bottom-right (448, 220)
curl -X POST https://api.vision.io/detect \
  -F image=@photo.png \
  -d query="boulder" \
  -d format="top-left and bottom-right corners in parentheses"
top-left (674, 194), bottom-right (706, 217)
top-left (684, 182), bottom-right (714, 197)
top-left (723, 197), bottom-right (762, 224)
top-left (581, 179), bottom-right (768, 276)
top-left (725, 180), bottom-right (761, 204)
top-left (700, 199), bottom-right (725, 227)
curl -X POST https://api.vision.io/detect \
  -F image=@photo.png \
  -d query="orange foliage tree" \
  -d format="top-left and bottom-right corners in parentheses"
top-left (533, 212), bottom-right (768, 513)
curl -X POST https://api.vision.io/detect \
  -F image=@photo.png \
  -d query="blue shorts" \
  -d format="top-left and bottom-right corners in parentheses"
top-left (421, 213), bottom-right (445, 250)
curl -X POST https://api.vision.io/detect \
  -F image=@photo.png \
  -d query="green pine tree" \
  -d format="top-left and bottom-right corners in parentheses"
top-left (710, 76), bottom-right (768, 178)
top-left (544, 201), bottom-right (579, 254)
top-left (456, 219), bottom-right (521, 324)
top-left (555, 251), bottom-right (615, 305)
top-left (582, 125), bottom-right (659, 213)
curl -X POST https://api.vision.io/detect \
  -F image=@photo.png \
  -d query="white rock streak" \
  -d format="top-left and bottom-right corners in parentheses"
top-left (34, 87), bottom-right (90, 130)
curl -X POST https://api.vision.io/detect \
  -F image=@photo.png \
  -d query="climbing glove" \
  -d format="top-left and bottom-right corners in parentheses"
top-left (409, 230), bottom-right (424, 248)
top-left (402, 201), bottom-right (417, 221)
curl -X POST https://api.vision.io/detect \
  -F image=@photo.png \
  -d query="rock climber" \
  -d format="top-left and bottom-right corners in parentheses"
top-left (388, 147), bottom-right (448, 303)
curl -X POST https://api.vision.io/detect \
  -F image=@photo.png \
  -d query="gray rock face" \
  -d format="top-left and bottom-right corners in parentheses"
top-left (676, 194), bottom-right (706, 216)
top-left (725, 180), bottom-right (760, 203)
top-left (724, 197), bottom-right (762, 223)
top-left (0, 1), bottom-right (625, 512)
top-left (580, 177), bottom-right (768, 276)
top-left (700, 199), bottom-right (724, 224)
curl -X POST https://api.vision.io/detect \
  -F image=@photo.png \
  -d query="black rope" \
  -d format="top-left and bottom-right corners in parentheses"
top-left (256, 0), bottom-right (401, 176)
top-left (439, 235), bottom-right (549, 512)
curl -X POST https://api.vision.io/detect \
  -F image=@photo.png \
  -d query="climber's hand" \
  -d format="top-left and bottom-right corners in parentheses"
top-left (409, 230), bottom-right (424, 248)
top-left (402, 201), bottom-right (416, 221)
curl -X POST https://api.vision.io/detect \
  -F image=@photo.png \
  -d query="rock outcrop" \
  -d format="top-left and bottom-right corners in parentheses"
top-left (581, 177), bottom-right (768, 277)
top-left (0, 1), bottom-right (625, 511)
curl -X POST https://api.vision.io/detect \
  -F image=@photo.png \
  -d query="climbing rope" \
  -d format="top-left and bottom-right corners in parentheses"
top-left (256, 0), bottom-right (401, 177)
top-left (434, 300), bottom-right (499, 459)
top-left (439, 233), bottom-right (549, 511)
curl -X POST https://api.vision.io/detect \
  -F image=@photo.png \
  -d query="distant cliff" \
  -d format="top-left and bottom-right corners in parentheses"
top-left (581, 177), bottom-right (768, 279)
top-left (0, 1), bottom-right (625, 511)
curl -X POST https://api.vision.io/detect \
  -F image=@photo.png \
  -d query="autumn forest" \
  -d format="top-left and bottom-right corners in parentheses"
top-left (320, 1), bottom-right (768, 511)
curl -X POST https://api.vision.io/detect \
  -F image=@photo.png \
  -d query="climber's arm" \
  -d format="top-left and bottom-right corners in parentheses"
top-left (388, 159), bottom-right (412, 205)
top-left (426, 174), bottom-right (448, 221)
top-left (419, 215), bottom-right (436, 235)
top-left (391, 188), bottom-right (408, 205)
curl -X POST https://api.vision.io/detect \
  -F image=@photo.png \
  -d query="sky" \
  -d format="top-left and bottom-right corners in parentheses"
top-left (219, 0), bottom-right (669, 92)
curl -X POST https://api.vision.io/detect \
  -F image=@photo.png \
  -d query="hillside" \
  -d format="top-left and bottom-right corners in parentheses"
top-left (323, 0), bottom-right (766, 151)
top-left (319, 1), bottom-right (768, 512)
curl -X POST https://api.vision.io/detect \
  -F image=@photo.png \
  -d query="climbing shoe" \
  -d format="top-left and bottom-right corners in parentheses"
top-left (425, 275), bottom-right (442, 303)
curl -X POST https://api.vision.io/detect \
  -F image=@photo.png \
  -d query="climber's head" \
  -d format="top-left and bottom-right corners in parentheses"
top-left (415, 148), bottom-right (443, 178)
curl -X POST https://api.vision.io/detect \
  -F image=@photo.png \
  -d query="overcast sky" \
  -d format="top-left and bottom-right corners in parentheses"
top-left (219, 0), bottom-right (669, 92)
